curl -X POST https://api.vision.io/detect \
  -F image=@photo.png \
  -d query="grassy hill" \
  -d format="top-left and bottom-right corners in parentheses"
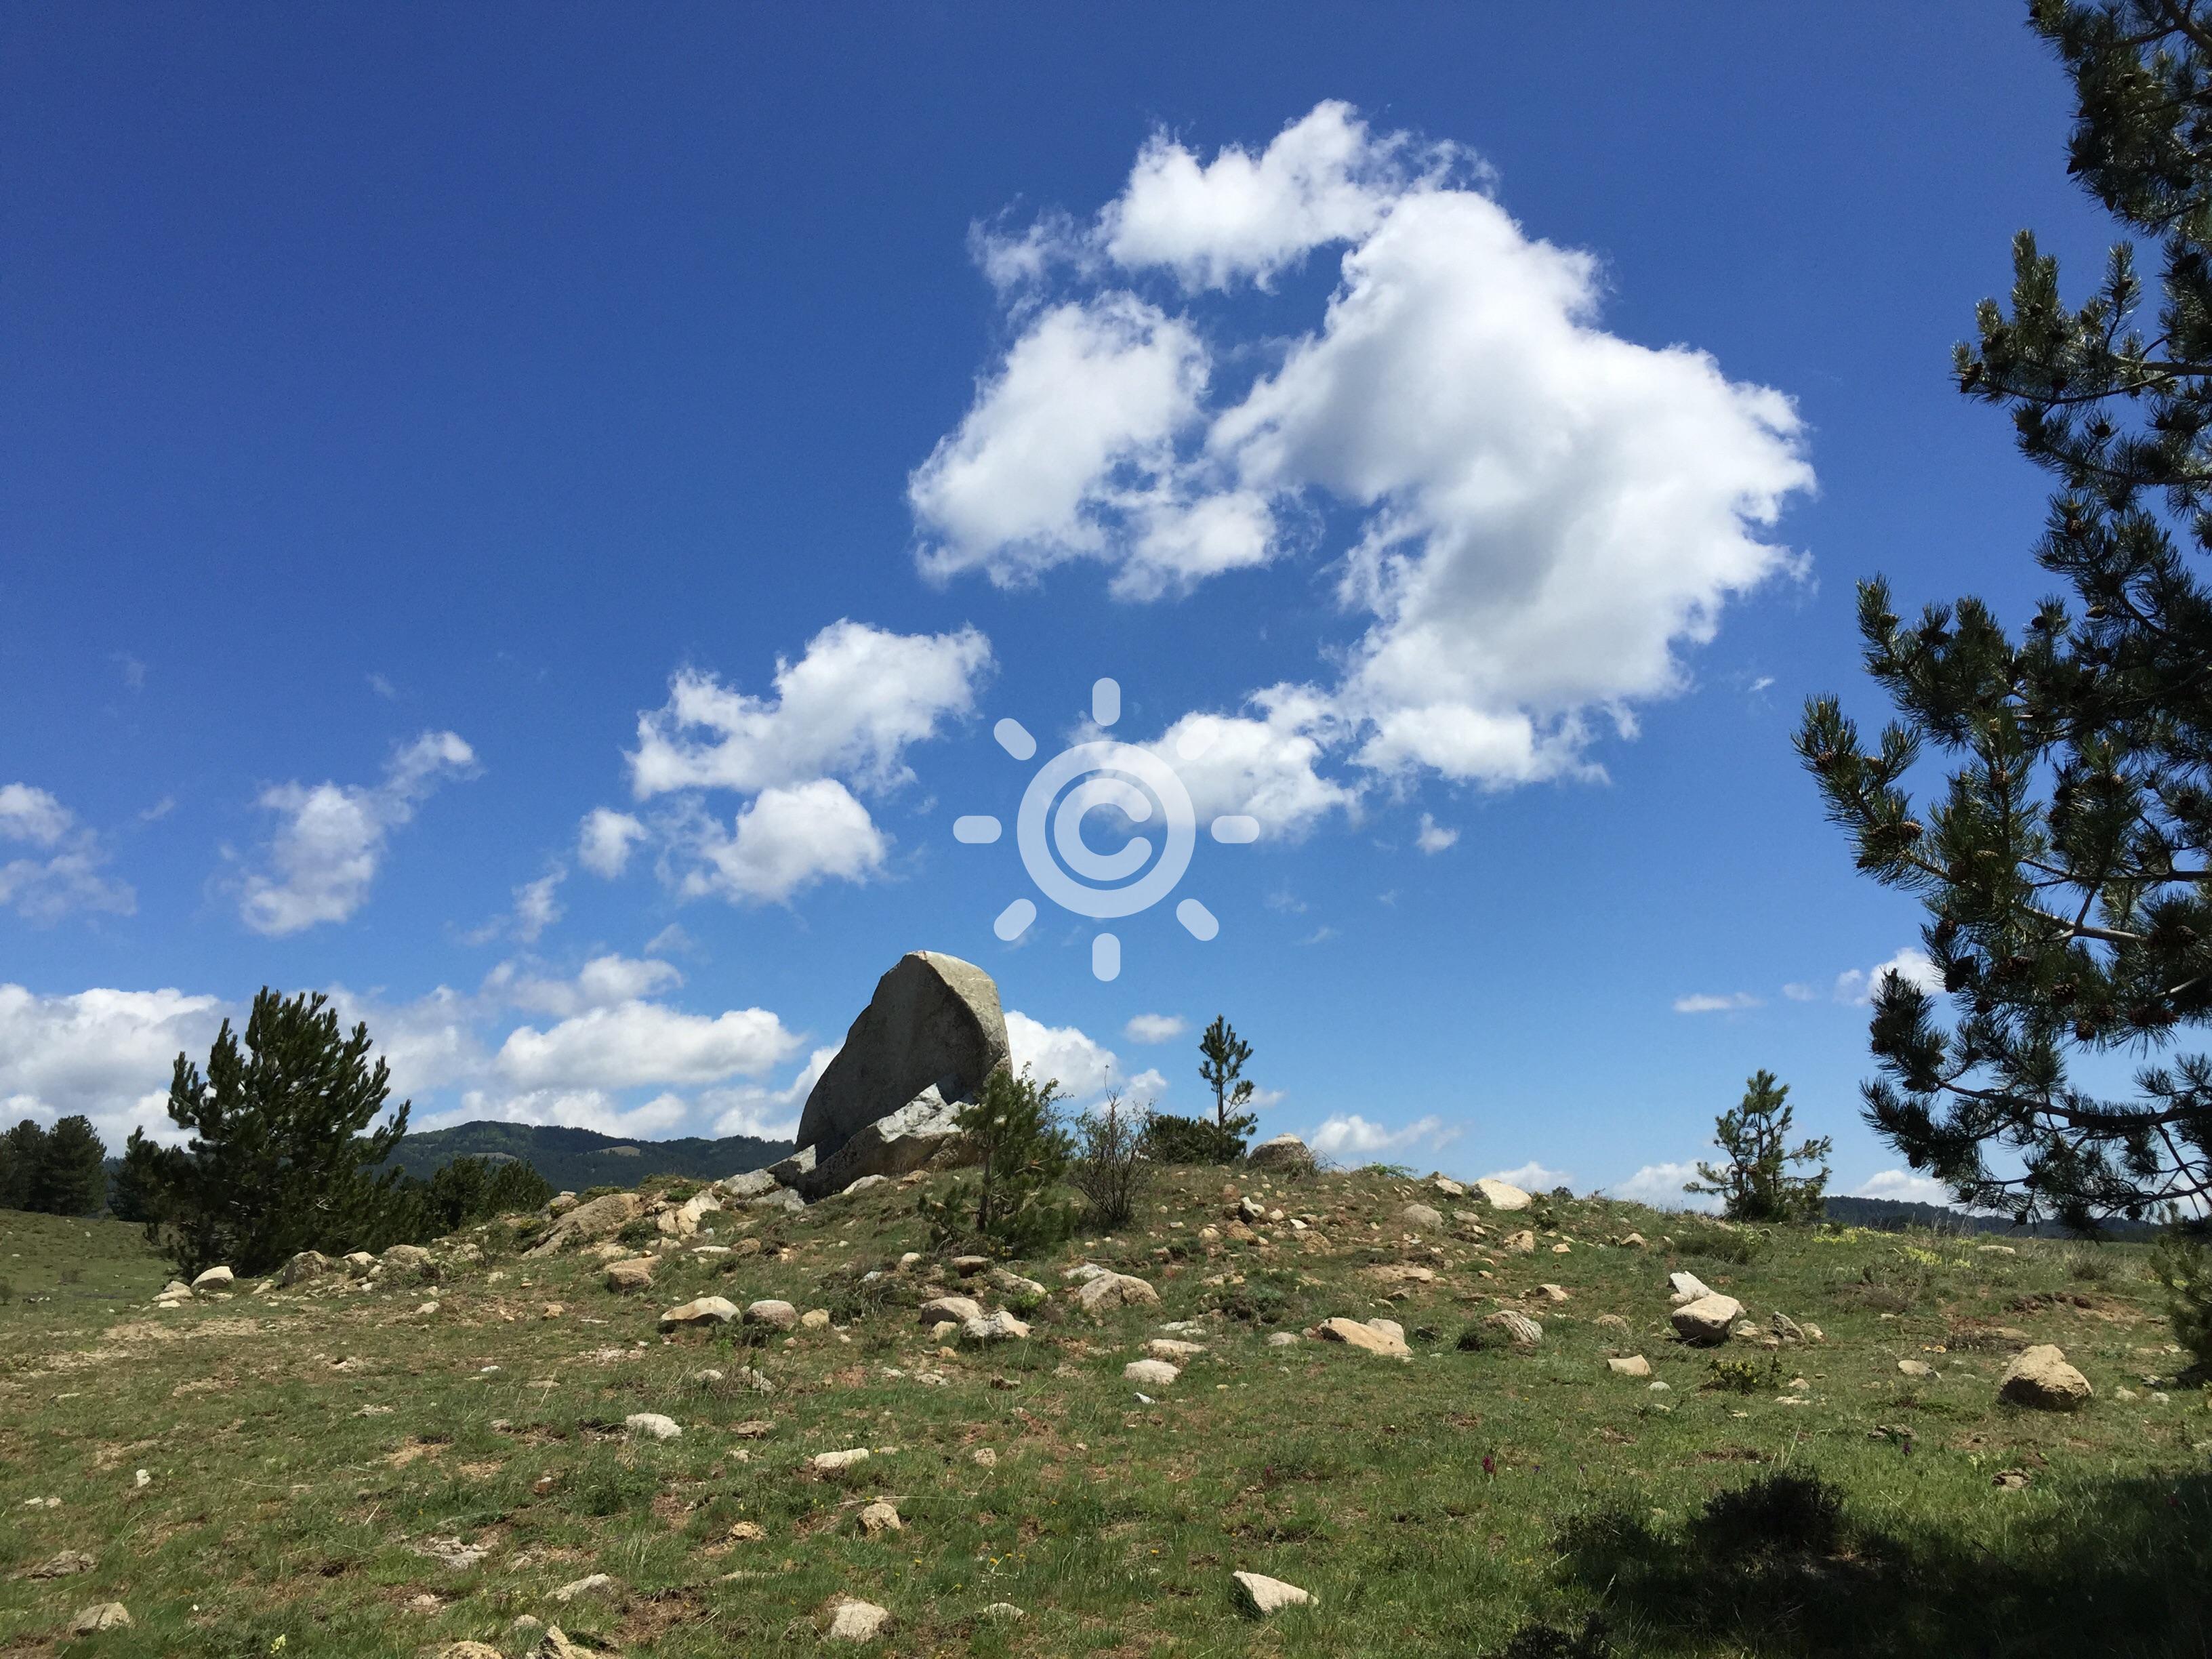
top-left (3, 1169), bottom-right (2208, 1656)
top-left (384, 1120), bottom-right (790, 1193)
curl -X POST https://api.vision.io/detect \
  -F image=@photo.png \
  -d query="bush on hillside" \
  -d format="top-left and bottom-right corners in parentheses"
top-left (1071, 1091), bottom-right (1152, 1229)
top-left (1141, 1110), bottom-right (1254, 1165)
top-left (919, 1065), bottom-right (1075, 1257)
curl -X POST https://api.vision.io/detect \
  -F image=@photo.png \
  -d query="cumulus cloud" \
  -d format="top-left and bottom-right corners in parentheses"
top-left (922, 100), bottom-right (1812, 794)
top-left (700, 1043), bottom-right (842, 1141)
top-left (669, 779), bottom-right (890, 905)
top-left (0, 984), bottom-right (226, 1146)
top-left (1605, 1160), bottom-right (1721, 1212)
top-left (488, 954), bottom-right (684, 1019)
top-left (1307, 1112), bottom-right (1457, 1158)
top-left (495, 1000), bottom-right (799, 1092)
top-left (1673, 991), bottom-right (1761, 1014)
top-left (1833, 947), bottom-right (1943, 1006)
top-left (1006, 1009), bottom-right (1124, 1102)
top-left (628, 621), bottom-right (990, 800)
top-left (238, 731), bottom-right (476, 935)
top-left (1414, 813), bottom-right (1458, 854)
top-left (1849, 1168), bottom-right (1956, 1207)
top-left (1149, 688), bottom-right (1357, 838)
top-left (1124, 1012), bottom-right (1188, 1044)
top-left (577, 808), bottom-right (647, 878)
top-left (0, 784), bottom-right (136, 922)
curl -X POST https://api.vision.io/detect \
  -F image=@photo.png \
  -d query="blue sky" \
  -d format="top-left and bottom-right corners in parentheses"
top-left (0, 7), bottom-right (2116, 1205)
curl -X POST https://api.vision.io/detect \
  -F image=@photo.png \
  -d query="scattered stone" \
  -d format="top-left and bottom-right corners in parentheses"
top-left (438, 1645), bottom-right (504, 1659)
top-left (1233, 1571), bottom-right (1315, 1615)
top-left (624, 1413), bottom-right (682, 1441)
top-left (1124, 1359), bottom-right (1181, 1388)
top-left (659, 1296), bottom-right (739, 1330)
top-left (972, 1447), bottom-right (998, 1467)
top-left (983, 1602), bottom-right (1025, 1620)
top-left (1473, 1177), bottom-right (1533, 1211)
top-left (811, 1448), bottom-right (871, 1475)
top-left (1146, 1338), bottom-right (1206, 1360)
top-left (951, 1255), bottom-right (991, 1276)
top-left (857, 1500), bottom-right (903, 1536)
top-left (1368, 1263), bottom-right (1436, 1286)
top-left (747, 1187), bottom-right (806, 1213)
top-left (190, 1265), bottom-right (234, 1293)
top-left (918, 1294), bottom-right (985, 1325)
top-left (821, 1597), bottom-right (894, 1643)
top-left (1771, 1312), bottom-right (1806, 1343)
top-left (1267, 1330), bottom-right (1301, 1348)
top-left (1246, 1134), bottom-right (1315, 1171)
top-left (28, 1549), bottom-right (95, 1578)
top-left (552, 1572), bottom-right (615, 1603)
top-left (801, 1307), bottom-right (832, 1330)
top-left (1670, 1294), bottom-right (1745, 1346)
top-left (281, 1250), bottom-right (333, 1287)
top-left (525, 1190), bottom-right (643, 1257)
top-left (728, 1520), bottom-right (768, 1542)
top-left (989, 1267), bottom-right (1046, 1298)
top-left (1532, 1283), bottom-right (1570, 1303)
top-left (1619, 1231), bottom-right (1647, 1248)
top-left (1401, 1202), bottom-right (1444, 1230)
top-left (533, 1626), bottom-right (591, 1658)
top-left (1667, 1271), bottom-right (1714, 1305)
top-left (1313, 1317), bottom-right (1411, 1357)
top-left (604, 1257), bottom-right (657, 1292)
top-left (1898, 1359), bottom-right (1936, 1380)
top-left (380, 1243), bottom-right (438, 1280)
top-left (69, 1603), bottom-right (131, 1634)
top-left (744, 1299), bottom-right (800, 1332)
top-left (1431, 1174), bottom-right (1467, 1197)
top-left (1078, 1271), bottom-right (1160, 1313)
top-left (1977, 1244), bottom-right (2018, 1257)
top-left (731, 1419), bottom-right (775, 1438)
top-left (343, 1250), bottom-right (377, 1276)
top-left (1607, 1355), bottom-right (1652, 1378)
top-left (1502, 1230), bottom-right (1536, 1254)
top-left (1595, 1313), bottom-right (1631, 1334)
top-left (1483, 1310), bottom-right (1544, 1347)
top-left (963, 1311), bottom-right (1031, 1343)
top-left (1992, 1468), bottom-right (2032, 1490)
top-left (416, 1536), bottom-right (492, 1570)
top-left (716, 1169), bottom-right (780, 1200)
top-left (2000, 1344), bottom-right (2093, 1411)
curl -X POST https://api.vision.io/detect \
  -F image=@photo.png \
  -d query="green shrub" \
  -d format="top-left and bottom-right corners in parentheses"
top-left (1071, 1092), bottom-right (1152, 1229)
top-left (2152, 1224), bottom-right (2212, 1374)
top-left (1702, 1353), bottom-right (1783, 1395)
top-left (1673, 1221), bottom-right (1768, 1265)
top-left (918, 1066), bottom-right (1074, 1258)
top-left (1141, 1111), bottom-right (1253, 1165)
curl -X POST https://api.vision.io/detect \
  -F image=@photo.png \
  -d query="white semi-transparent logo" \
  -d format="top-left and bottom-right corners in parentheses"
top-left (954, 678), bottom-right (1257, 981)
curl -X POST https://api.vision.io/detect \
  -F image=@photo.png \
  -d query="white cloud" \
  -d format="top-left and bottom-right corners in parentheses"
top-left (0, 785), bottom-right (136, 922)
top-left (495, 1000), bottom-right (799, 1092)
top-left (1486, 1160), bottom-right (1570, 1193)
top-left (1673, 991), bottom-right (1761, 1014)
top-left (1605, 1160), bottom-right (1721, 1212)
top-left (0, 984), bottom-right (227, 1147)
top-left (1307, 1112), bottom-right (1457, 1158)
top-left (1849, 1168), bottom-right (1955, 1206)
top-left (1151, 687), bottom-right (1357, 838)
top-left (489, 954), bottom-right (684, 1019)
top-left (1834, 947), bottom-right (1943, 1006)
top-left (924, 101), bottom-right (1813, 794)
top-left (700, 1043), bottom-right (841, 1142)
top-left (1414, 812), bottom-right (1458, 854)
top-left (1005, 1008), bottom-right (1124, 1102)
top-left (0, 785), bottom-right (74, 846)
top-left (1782, 982), bottom-right (1819, 1002)
top-left (578, 808), bottom-right (647, 878)
top-left (321, 983), bottom-right (491, 1103)
top-left (238, 731), bottom-right (476, 935)
top-left (1124, 1012), bottom-right (1188, 1044)
top-left (672, 779), bottom-right (890, 905)
top-left (442, 1086), bottom-right (691, 1141)
top-left (628, 620), bottom-right (991, 800)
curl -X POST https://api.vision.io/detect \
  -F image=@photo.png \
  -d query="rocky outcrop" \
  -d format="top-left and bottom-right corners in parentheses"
top-left (525, 1190), bottom-right (642, 1256)
top-left (1473, 1177), bottom-right (1533, 1211)
top-left (1247, 1134), bottom-right (1315, 1171)
top-left (796, 1082), bottom-right (970, 1201)
top-left (795, 952), bottom-right (1008, 1163)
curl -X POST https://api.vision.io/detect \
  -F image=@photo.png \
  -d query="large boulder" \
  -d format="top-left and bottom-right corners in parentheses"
top-left (796, 1082), bottom-right (971, 1201)
top-left (1247, 1134), bottom-right (1315, 1172)
top-left (525, 1190), bottom-right (643, 1257)
top-left (2000, 1344), bottom-right (2093, 1411)
top-left (1671, 1294), bottom-right (1745, 1345)
top-left (795, 952), bottom-right (1009, 1162)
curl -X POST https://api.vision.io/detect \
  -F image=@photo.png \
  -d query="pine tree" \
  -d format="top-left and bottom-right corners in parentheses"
top-left (1683, 1071), bottom-right (1832, 1225)
top-left (920, 1065), bottom-right (1073, 1257)
top-left (107, 1130), bottom-right (165, 1226)
top-left (1800, 1), bottom-right (2212, 1227)
top-left (138, 988), bottom-right (414, 1275)
top-left (1197, 1015), bottom-right (1258, 1137)
top-left (0, 1120), bottom-right (43, 1211)
top-left (28, 1115), bottom-right (107, 1216)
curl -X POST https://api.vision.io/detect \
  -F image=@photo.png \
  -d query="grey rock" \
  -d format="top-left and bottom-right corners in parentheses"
top-left (624, 1412), bottom-right (682, 1441)
top-left (525, 1191), bottom-right (643, 1257)
top-left (1473, 1178), bottom-right (1533, 1211)
top-left (2001, 1344), bottom-right (2093, 1410)
top-left (821, 1597), bottom-right (893, 1642)
top-left (1400, 1202), bottom-right (1445, 1230)
top-left (1246, 1134), bottom-right (1315, 1171)
top-left (716, 1169), bottom-right (779, 1200)
top-left (1670, 1294), bottom-right (1744, 1345)
top-left (795, 951), bottom-right (1008, 1162)
top-left (766, 1144), bottom-right (817, 1185)
top-left (798, 1082), bottom-right (972, 1201)
top-left (190, 1265), bottom-right (233, 1293)
top-left (1233, 1571), bottom-right (1314, 1614)
top-left (281, 1251), bottom-right (334, 1288)
top-left (745, 1299), bottom-right (800, 1331)
top-left (68, 1603), bottom-right (131, 1634)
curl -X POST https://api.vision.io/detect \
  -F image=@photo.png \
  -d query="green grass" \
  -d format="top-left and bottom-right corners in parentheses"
top-left (3, 1172), bottom-right (2209, 1656)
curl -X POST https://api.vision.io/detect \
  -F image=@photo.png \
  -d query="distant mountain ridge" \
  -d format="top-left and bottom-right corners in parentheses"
top-left (1822, 1192), bottom-right (2159, 1240)
top-left (384, 1121), bottom-right (791, 1194)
